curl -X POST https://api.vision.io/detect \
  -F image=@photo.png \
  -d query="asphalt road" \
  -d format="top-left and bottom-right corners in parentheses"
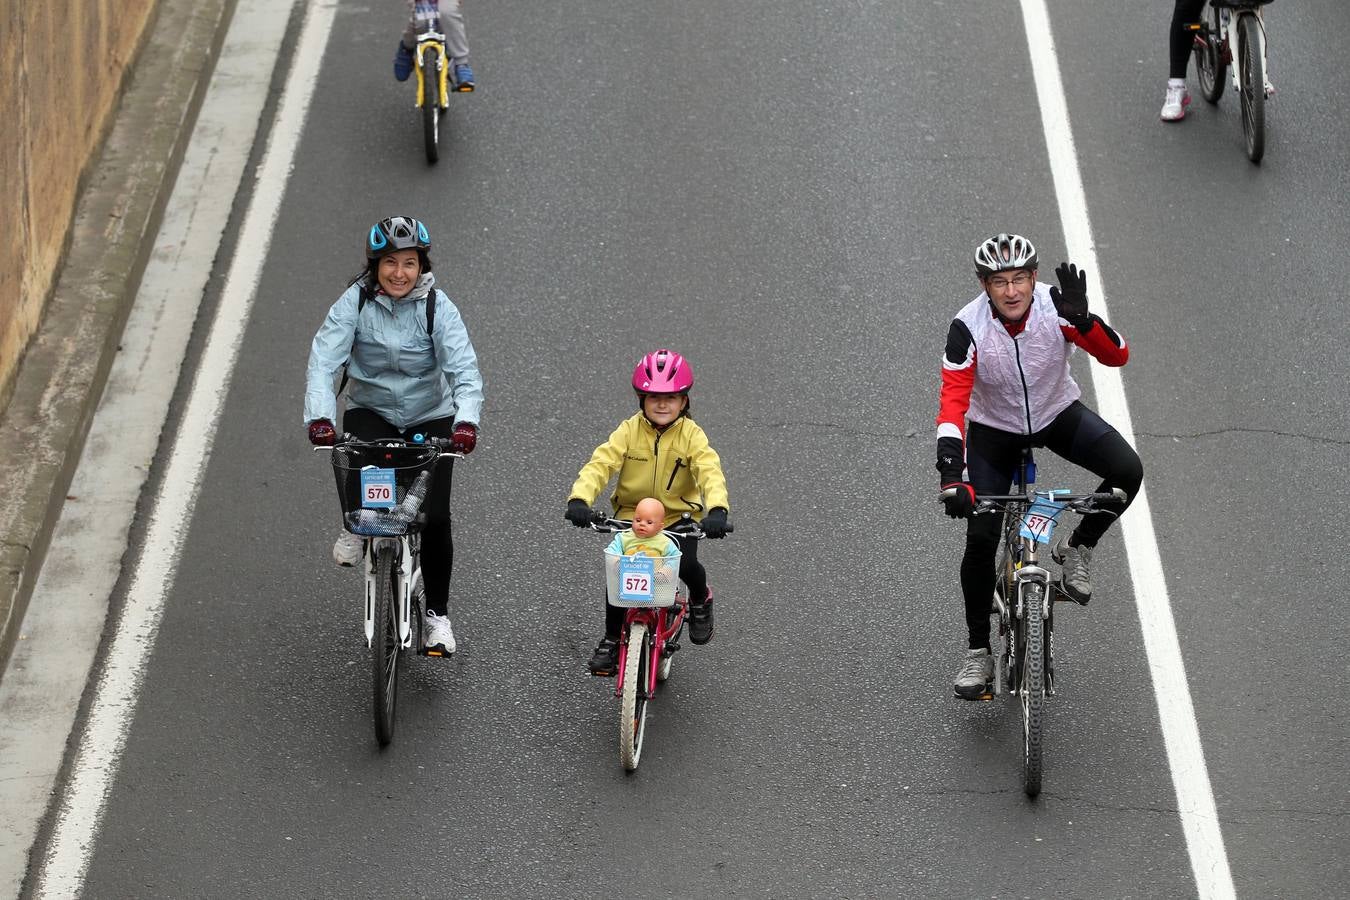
top-left (31, 0), bottom-right (1350, 897)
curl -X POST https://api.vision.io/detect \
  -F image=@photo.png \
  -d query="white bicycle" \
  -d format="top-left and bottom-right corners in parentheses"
top-left (1191, 0), bottom-right (1274, 163)
top-left (320, 435), bottom-right (461, 746)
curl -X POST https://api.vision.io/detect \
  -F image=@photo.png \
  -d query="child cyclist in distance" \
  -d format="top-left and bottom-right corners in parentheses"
top-left (566, 349), bottom-right (733, 676)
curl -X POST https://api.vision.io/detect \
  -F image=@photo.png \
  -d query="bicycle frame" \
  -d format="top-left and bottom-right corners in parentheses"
top-left (613, 589), bottom-right (687, 701)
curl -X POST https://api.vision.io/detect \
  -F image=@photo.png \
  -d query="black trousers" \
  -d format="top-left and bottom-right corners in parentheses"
top-left (603, 534), bottom-right (708, 639)
top-left (960, 401), bottom-right (1143, 649)
top-left (343, 407), bottom-right (456, 616)
top-left (1170, 0), bottom-right (1207, 78)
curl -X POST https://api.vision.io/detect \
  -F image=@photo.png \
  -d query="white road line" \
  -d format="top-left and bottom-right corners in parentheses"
top-left (1018, 2), bottom-right (1236, 898)
top-left (32, 1), bottom-right (338, 894)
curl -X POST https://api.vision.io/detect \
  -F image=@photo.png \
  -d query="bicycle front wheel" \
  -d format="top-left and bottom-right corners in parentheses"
top-left (420, 46), bottom-right (440, 164)
top-left (1017, 583), bottom-right (1047, 798)
top-left (1195, 2), bottom-right (1226, 103)
top-left (1237, 13), bottom-right (1265, 163)
top-left (619, 623), bottom-right (651, 771)
top-left (371, 543), bottom-right (401, 746)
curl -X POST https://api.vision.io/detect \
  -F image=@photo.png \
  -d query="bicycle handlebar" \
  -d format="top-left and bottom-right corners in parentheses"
top-left (585, 512), bottom-right (709, 541)
top-left (939, 486), bottom-right (1127, 514)
top-left (312, 433), bottom-right (465, 459)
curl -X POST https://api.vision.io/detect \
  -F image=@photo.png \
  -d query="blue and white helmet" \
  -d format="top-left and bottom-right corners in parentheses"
top-left (366, 216), bottom-right (431, 259)
top-left (974, 233), bottom-right (1038, 277)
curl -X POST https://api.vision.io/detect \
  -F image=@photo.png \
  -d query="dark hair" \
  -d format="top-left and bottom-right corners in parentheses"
top-left (347, 249), bottom-right (433, 291)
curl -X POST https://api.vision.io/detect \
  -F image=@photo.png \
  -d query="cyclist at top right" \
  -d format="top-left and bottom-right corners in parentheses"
top-left (1160, 0), bottom-right (1273, 121)
top-left (936, 233), bottom-right (1144, 700)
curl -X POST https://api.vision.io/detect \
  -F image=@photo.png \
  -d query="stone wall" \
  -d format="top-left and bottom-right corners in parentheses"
top-left (0, 0), bottom-right (160, 408)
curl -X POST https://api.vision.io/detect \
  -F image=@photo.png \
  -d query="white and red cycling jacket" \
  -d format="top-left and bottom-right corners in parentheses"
top-left (935, 283), bottom-right (1128, 479)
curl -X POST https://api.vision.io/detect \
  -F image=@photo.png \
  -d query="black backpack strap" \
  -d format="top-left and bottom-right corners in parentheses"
top-left (337, 283), bottom-right (371, 397)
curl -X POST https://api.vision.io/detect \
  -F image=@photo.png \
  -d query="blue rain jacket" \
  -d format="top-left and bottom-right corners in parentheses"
top-left (304, 273), bottom-right (484, 430)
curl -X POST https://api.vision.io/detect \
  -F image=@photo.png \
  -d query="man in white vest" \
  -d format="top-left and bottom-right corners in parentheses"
top-left (935, 233), bottom-right (1144, 700)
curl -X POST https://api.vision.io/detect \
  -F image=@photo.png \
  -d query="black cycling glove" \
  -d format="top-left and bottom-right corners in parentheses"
top-left (941, 483), bottom-right (976, 519)
top-left (1049, 262), bottom-right (1091, 329)
top-left (702, 507), bottom-right (732, 539)
top-left (565, 499), bottom-right (592, 527)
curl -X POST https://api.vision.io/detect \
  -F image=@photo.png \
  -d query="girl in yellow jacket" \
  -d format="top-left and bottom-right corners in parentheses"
top-left (565, 349), bottom-right (732, 675)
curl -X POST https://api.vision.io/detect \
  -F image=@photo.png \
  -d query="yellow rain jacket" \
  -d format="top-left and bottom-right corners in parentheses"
top-left (569, 413), bottom-right (730, 526)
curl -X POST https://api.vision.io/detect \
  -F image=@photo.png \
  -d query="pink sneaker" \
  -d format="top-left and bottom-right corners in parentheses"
top-left (1161, 82), bottom-right (1191, 122)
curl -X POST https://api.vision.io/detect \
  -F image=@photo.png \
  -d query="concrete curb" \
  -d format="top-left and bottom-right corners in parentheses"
top-left (0, 0), bottom-right (237, 681)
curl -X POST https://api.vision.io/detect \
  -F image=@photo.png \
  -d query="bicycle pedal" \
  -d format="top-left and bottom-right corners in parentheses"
top-left (419, 646), bottom-right (453, 658)
top-left (663, 641), bottom-right (681, 654)
top-left (588, 667), bottom-right (615, 678)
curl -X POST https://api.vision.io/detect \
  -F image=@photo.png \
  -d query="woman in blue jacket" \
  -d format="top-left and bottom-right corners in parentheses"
top-left (304, 215), bottom-right (484, 654)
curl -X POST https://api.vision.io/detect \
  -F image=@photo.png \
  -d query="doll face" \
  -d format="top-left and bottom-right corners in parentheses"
top-left (641, 393), bottom-right (687, 428)
top-left (632, 498), bottom-right (666, 538)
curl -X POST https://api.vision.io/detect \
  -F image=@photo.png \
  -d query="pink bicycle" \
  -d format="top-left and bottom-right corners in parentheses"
top-left (586, 515), bottom-right (705, 771)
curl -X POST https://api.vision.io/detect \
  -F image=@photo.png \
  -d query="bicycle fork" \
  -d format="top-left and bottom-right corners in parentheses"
top-left (362, 537), bottom-right (418, 650)
top-left (1227, 10), bottom-right (1272, 95)
top-left (1007, 567), bottom-right (1054, 698)
top-left (415, 36), bottom-right (449, 109)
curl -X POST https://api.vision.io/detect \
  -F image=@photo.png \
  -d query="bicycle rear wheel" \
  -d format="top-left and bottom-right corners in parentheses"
top-left (420, 46), bottom-right (441, 165)
top-left (1237, 12), bottom-right (1265, 163)
top-left (1017, 583), bottom-right (1046, 798)
top-left (619, 623), bottom-right (651, 771)
top-left (372, 543), bottom-right (401, 746)
top-left (1194, 2), bottom-right (1226, 103)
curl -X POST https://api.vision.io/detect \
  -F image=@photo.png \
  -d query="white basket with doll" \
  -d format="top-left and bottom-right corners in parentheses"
top-left (604, 548), bottom-right (682, 608)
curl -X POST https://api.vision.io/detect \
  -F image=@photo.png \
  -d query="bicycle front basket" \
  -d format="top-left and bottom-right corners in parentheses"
top-left (604, 548), bottom-right (683, 608)
top-left (331, 443), bottom-right (440, 535)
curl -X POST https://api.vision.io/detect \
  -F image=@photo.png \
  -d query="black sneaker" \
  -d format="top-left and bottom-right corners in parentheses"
top-left (588, 638), bottom-right (619, 676)
top-left (688, 595), bottom-right (714, 645)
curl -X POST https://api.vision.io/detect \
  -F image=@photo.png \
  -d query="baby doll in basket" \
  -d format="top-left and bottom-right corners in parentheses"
top-left (607, 497), bottom-right (680, 583)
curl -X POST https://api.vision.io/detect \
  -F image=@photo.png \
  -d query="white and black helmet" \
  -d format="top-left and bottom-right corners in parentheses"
top-left (973, 233), bottom-right (1038, 277)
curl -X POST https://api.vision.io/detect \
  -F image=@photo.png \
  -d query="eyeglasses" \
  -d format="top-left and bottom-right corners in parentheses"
top-left (986, 273), bottom-right (1033, 290)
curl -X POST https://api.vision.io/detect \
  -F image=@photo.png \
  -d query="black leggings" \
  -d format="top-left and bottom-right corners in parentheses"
top-left (1170, 0), bottom-right (1206, 78)
top-left (343, 408), bottom-right (456, 616)
top-left (604, 535), bottom-right (708, 639)
top-left (960, 401), bottom-right (1143, 649)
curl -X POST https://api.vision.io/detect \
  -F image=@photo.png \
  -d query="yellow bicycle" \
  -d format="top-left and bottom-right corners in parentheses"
top-left (412, 3), bottom-right (454, 164)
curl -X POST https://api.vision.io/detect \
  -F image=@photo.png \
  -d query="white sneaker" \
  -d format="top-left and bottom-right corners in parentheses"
top-left (953, 648), bottom-right (994, 700)
top-left (332, 530), bottom-right (363, 567)
top-left (423, 610), bottom-right (456, 655)
top-left (1160, 80), bottom-right (1190, 121)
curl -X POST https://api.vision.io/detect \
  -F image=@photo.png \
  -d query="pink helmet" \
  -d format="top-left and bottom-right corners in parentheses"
top-left (632, 349), bottom-right (693, 394)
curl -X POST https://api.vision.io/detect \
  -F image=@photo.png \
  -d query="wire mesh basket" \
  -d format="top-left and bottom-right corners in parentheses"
top-left (604, 548), bottom-right (683, 608)
top-left (331, 443), bottom-right (440, 536)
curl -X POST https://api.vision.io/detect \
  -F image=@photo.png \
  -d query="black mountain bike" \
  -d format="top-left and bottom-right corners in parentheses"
top-left (946, 450), bottom-right (1124, 797)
